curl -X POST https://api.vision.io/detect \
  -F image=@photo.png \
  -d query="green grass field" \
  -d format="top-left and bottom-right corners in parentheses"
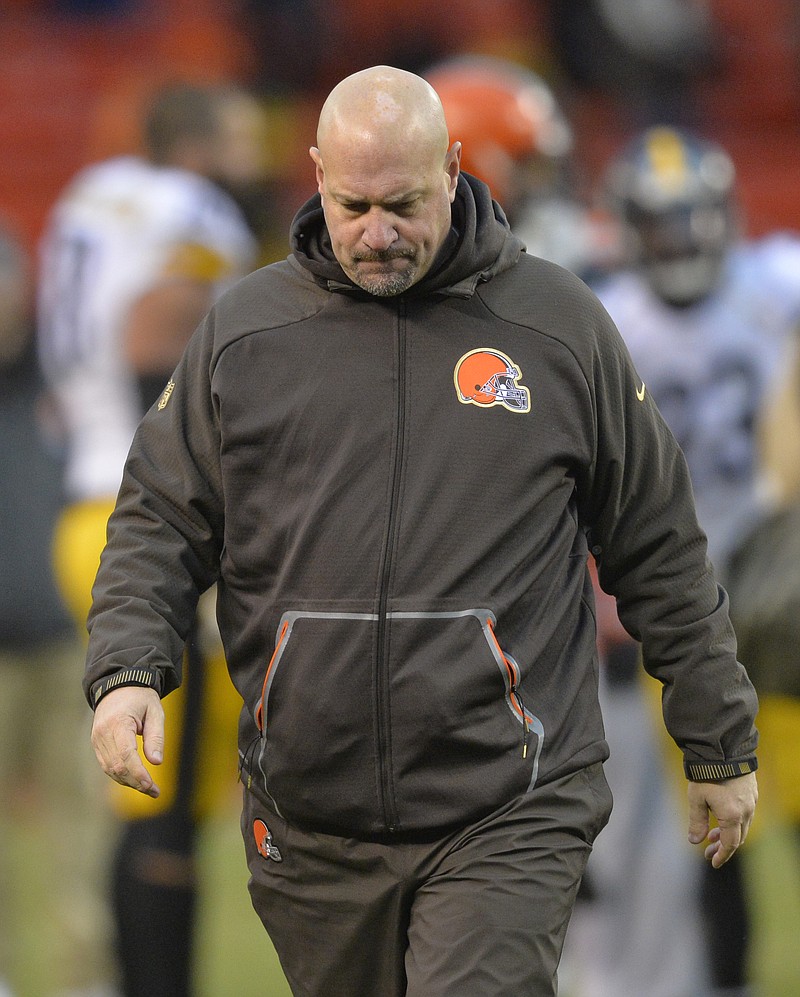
top-left (4, 803), bottom-right (290, 996)
top-left (196, 811), bottom-right (292, 996)
top-left (9, 800), bottom-right (794, 995)
top-left (194, 811), bottom-right (800, 997)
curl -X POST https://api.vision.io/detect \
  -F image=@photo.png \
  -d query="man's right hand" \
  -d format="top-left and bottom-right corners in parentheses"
top-left (90, 686), bottom-right (165, 798)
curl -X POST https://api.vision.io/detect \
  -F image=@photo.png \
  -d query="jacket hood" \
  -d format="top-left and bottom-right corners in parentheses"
top-left (289, 172), bottom-right (524, 298)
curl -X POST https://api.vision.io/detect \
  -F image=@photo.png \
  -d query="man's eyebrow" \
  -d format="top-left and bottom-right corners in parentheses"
top-left (333, 189), bottom-right (425, 206)
top-left (382, 190), bottom-right (424, 205)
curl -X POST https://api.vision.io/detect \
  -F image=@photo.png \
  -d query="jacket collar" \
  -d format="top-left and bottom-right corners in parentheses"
top-left (289, 172), bottom-right (523, 299)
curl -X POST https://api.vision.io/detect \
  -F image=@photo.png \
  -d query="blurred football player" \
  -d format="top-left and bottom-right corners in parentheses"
top-left (425, 54), bottom-right (620, 282)
top-left (601, 126), bottom-right (800, 572)
top-left (575, 125), bottom-right (800, 997)
top-left (38, 81), bottom-right (266, 997)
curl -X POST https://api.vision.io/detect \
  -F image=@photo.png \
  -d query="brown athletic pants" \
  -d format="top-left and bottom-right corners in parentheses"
top-left (242, 762), bottom-right (612, 996)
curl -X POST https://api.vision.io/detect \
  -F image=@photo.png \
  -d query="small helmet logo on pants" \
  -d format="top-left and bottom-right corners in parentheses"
top-left (253, 819), bottom-right (283, 862)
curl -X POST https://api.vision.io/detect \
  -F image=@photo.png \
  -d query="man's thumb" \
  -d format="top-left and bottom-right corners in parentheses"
top-left (141, 702), bottom-right (165, 766)
top-left (143, 734), bottom-right (164, 766)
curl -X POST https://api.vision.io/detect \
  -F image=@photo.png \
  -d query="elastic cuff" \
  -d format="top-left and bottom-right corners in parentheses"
top-left (684, 757), bottom-right (758, 782)
top-left (91, 667), bottom-right (162, 709)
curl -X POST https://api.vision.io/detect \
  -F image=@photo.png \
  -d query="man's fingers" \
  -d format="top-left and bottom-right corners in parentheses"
top-left (92, 714), bottom-right (159, 797)
top-left (112, 724), bottom-right (161, 798)
top-left (710, 822), bottom-right (742, 868)
top-left (702, 826), bottom-right (720, 861)
top-left (687, 791), bottom-right (710, 845)
top-left (687, 772), bottom-right (758, 868)
top-left (90, 686), bottom-right (164, 798)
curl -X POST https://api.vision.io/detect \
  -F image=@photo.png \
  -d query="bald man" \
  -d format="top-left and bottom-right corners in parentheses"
top-left (84, 66), bottom-right (758, 996)
top-left (308, 67), bottom-right (460, 298)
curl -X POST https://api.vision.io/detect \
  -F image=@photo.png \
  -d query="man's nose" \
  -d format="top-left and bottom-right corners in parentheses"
top-left (362, 209), bottom-right (398, 252)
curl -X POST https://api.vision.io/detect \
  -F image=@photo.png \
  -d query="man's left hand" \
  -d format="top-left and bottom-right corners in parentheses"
top-left (687, 772), bottom-right (758, 868)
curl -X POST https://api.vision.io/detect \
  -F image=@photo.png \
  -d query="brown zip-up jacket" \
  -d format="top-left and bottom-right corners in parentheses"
top-left (85, 174), bottom-right (758, 837)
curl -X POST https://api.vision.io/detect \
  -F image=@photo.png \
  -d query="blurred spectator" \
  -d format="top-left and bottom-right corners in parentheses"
top-left (0, 221), bottom-right (116, 995)
top-left (425, 54), bottom-right (621, 281)
top-left (37, 81), bottom-right (266, 997)
top-left (546, 0), bottom-right (716, 126)
top-left (53, 0), bottom-right (136, 14)
top-left (239, 0), bottom-right (544, 97)
top-left (581, 124), bottom-right (800, 997)
top-left (724, 330), bottom-right (800, 996)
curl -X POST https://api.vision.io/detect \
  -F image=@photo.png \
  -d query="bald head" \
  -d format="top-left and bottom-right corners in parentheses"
top-left (309, 67), bottom-right (461, 296)
top-left (316, 65), bottom-right (450, 160)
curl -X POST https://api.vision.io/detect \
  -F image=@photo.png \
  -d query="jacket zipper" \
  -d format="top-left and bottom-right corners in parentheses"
top-left (256, 618), bottom-right (289, 733)
top-left (375, 301), bottom-right (407, 832)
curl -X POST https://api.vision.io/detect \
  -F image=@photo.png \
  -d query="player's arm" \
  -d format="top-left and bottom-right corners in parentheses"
top-left (124, 278), bottom-right (214, 375)
top-left (90, 685), bottom-right (165, 798)
top-left (757, 330), bottom-right (800, 504)
top-left (123, 241), bottom-right (232, 380)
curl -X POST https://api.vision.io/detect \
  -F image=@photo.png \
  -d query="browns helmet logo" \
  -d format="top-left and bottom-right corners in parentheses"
top-left (253, 819), bottom-right (282, 862)
top-left (454, 348), bottom-right (530, 412)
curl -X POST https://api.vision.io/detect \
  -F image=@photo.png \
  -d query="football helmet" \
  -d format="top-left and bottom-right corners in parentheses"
top-left (606, 126), bottom-right (737, 306)
top-left (425, 56), bottom-right (572, 215)
top-left (454, 348), bottom-right (530, 412)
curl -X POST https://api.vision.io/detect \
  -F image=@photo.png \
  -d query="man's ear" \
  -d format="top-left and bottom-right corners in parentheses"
top-left (309, 146), bottom-right (325, 197)
top-left (446, 142), bottom-right (462, 201)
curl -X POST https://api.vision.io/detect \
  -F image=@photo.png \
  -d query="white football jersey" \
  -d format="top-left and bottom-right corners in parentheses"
top-left (38, 155), bottom-right (258, 500)
top-left (596, 233), bottom-right (800, 573)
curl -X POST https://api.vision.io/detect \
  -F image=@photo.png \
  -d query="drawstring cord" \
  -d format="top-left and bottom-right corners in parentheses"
top-left (238, 733), bottom-right (260, 789)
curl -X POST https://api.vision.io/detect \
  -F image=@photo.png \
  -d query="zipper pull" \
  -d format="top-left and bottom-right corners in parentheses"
top-left (238, 735), bottom-right (259, 790)
top-left (514, 685), bottom-right (530, 758)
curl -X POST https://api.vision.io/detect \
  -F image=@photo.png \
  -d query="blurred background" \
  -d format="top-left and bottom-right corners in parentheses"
top-left (1, 2), bottom-right (799, 996)
top-left (2, 0), bottom-right (800, 259)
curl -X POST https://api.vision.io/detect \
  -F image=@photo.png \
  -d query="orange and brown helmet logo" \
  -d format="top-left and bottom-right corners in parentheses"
top-left (253, 818), bottom-right (282, 862)
top-left (454, 348), bottom-right (531, 412)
